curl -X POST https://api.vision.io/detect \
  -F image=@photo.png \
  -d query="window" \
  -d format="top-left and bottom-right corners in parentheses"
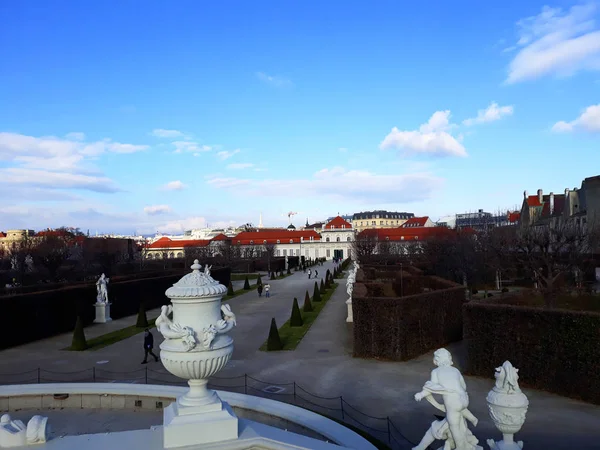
top-left (380, 221), bottom-right (384, 225)
top-left (237, 240), bottom-right (240, 244)
top-left (263, 240), bottom-right (267, 244)
top-left (276, 250), bottom-right (281, 256)
top-left (342, 225), bottom-right (345, 229)
top-left (290, 239), bottom-right (293, 243)
top-left (250, 240), bottom-right (254, 244)
top-left (326, 249), bottom-right (331, 258)
top-left (283, 249), bottom-right (287, 256)
top-left (277, 240), bottom-right (280, 244)
top-left (401, 236), bottom-right (405, 240)
top-left (386, 236), bottom-right (390, 241)
top-left (326, 237), bottom-right (330, 242)
top-left (347, 237), bottom-right (351, 241)
top-left (336, 237), bottom-right (340, 242)
top-left (177, 252), bottom-right (183, 258)
top-left (305, 249), bottom-right (309, 257)
top-left (372, 221), bottom-right (376, 226)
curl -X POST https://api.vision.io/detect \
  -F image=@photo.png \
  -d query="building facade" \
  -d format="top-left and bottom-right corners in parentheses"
top-left (455, 210), bottom-right (510, 232)
top-left (351, 210), bottom-right (415, 232)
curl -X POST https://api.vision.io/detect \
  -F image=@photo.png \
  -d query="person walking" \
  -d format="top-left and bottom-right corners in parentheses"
top-left (308, 268), bottom-right (312, 279)
top-left (315, 269), bottom-right (319, 278)
top-left (264, 283), bottom-right (271, 298)
top-left (142, 328), bottom-right (159, 364)
top-left (257, 283), bottom-right (263, 297)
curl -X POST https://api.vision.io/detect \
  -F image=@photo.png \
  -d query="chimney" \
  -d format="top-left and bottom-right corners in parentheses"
top-left (565, 188), bottom-right (569, 196)
top-left (549, 192), bottom-right (554, 215)
top-left (523, 190), bottom-right (528, 199)
top-left (537, 189), bottom-right (543, 204)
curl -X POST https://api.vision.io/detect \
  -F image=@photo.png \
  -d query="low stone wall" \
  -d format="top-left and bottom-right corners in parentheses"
top-left (464, 300), bottom-right (600, 404)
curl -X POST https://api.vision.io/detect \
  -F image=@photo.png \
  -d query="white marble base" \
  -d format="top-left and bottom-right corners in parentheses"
top-left (487, 439), bottom-right (524, 450)
top-left (93, 303), bottom-right (112, 324)
top-left (163, 400), bottom-right (238, 448)
top-left (345, 299), bottom-right (353, 323)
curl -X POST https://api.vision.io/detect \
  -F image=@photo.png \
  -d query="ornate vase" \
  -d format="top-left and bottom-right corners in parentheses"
top-left (159, 260), bottom-right (238, 448)
top-left (486, 361), bottom-right (529, 450)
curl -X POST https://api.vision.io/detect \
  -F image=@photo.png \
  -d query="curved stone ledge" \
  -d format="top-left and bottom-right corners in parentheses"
top-left (0, 383), bottom-right (376, 450)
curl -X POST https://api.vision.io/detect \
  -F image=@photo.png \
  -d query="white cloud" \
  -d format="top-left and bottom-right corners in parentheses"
top-left (227, 163), bottom-right (254, 170)
top-left (151, 129), bottom-right (184, 138)
top-left (217, 149), bottom-right (241, 160)
top-left (144, 205), bottom-right (172, 215)
top-left (505, 3), bottom-right (600, 84)
top-left (65, 132), bottom-right (85, 141)
top-left (380, 111), bottom-right (467, 157)
top-left (0, 168), bottom-right (119, 192)
top-left (256, 72), bottom-right (293, 87)
top-left (155, 217), bottom-right (237, 234)
top-left (172, 141), bottom-right (212, 154)
top-left (207, 166), bottom-right (443, 203)
top-left (161, 180), bottom-right (187, 191)
top-left (551, 103), bottom-right (600, 132)
top-left (463, 102), bottom-right (514, 126)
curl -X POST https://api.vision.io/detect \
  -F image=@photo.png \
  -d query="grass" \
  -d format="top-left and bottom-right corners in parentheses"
top-left (259, 282), bottom-right (339, 351)
top-left (230, 273), bottom-right (262, 281)
top-left (64, 317), bottom-right (158, 351)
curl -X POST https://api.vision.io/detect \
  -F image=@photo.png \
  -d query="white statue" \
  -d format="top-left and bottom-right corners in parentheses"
top-left (96, 273), bottom-right (109, 303)
top-left (413, 348), bottom-right (482, 450)
top-left (0, 414), bottom-right (49, 447)
top-left (346, 280), bottom-right (354, 298)
top-left (204, 264), bottom-right (212, 279)
top-left (486, 361), bottom-right (528, 450)
top-left (155, 305), bottom-right (197, 351)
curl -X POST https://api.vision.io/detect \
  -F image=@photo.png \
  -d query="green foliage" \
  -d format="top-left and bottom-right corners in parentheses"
top-left (313, 281), bottom-right (321, 302)
top-left (70, 316), bottom-right (88, 351)
top-left (320, 278), bottom-right (326, 294)
top-left (287, 267), bottom-right (291, 275)
top-left (290, 297), bottom-right (303, 327)
top-left (243, 276), bottom-right (251, 290)
top-left (136, 301), bottom-right (149, 328)
top-left (303, 290), bottom-right (313, 312)
top-left (325, 270), bottom-right (331, 287)
top-left (228, 281), bottom-right (235, 296)
top-left (256, 275), bottom-right (262, 286)
top-left (266, 317), bottom-right (283, 351)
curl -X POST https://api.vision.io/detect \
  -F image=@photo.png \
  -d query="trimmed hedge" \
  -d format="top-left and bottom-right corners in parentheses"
top-left (70, 316), bottom-right (87, 350)
top-left (464, 300), bottom-right (600, 404)
top-left (290, 298), bottom-right (303, 327)
top-left (303, 290), bottom-right (313, 312)
top-left (353, 283), bottom-right (464, 361)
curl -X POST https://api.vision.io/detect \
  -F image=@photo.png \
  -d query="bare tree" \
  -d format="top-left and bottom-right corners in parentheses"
top-left (7, 236), bottom-right (37, 284)
top-left (351, 233), bottom-right (378, 263)
top-left (512, 219), bottom-right (593, 308)
top-left (32, 233), bottom-right (72, 281)
top-left (218, 240), bottom-right (241, 267)
top-left (263, 243), bottom-right (276, 272)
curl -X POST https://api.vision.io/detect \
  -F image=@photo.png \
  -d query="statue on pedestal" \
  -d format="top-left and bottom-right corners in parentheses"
top-left (413, 348), bottom-right (482, 450)
top-left (96, 273), bottom-right (109, 304)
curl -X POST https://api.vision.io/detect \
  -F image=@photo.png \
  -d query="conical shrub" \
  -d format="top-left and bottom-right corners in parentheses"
top-left (256, 275), bottom-right (262, 286)
top-left (71, 316), bottom-right (88, 351)
top-left (325, 270), bottom-right (331, 286)
top-left (290, 298), bottom-right (303, 327)
top-left (287, 267), bottom-right (291, 275)
top-left (243, 276), bottom-right (251, 290)
top-left (320, 278), bottom-right (326, 294)
top-left (136, 301), bottom-right (149, 328)
top-left (313, 281), bottom-right (321, 302)
top-left (266, 318), bottom-right (283, 351)
top-left (303, 290), bottom-right (313, 312)
top-left (227, 281), bottom-right (234, 296)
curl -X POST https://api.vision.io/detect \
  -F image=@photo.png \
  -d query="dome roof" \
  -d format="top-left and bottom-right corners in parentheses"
top-left (287, 224), bottom-right (296, 230)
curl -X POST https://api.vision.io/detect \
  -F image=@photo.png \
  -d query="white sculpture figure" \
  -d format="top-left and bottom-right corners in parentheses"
top-left (204, 264), bottom-right (213, 280)
top-left (413, 348), bottom-right (482, 450)
top-left (96, 273), bottom-right (110, 303)
top-left (156, 305), bottom-right (197, 352)
top-left (486, 361), bottom-right (529, 450)
top-left (0, 414), bottom-right (49, 447)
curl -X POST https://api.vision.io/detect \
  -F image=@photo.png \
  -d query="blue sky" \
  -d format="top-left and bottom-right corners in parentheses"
top-left (0, 1), bottom-right (598, 234)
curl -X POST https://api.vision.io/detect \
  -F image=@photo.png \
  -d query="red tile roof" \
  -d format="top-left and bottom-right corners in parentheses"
top-left (526, 195), bottom-right (542, 207)
top-left (324, 216), bottom-right (352, 229)
top-left (540, 194), bottom-right (566, 217)
top-left (233, 230), bottom-right (321, 245)
top-left (211, 233), bottom-right (229, 241)
top-left (0, 232), bottom-right (6, 238)
top-left (508, 211), bottom-right (521, 223)
top-left (360, 226), bottom-right (453, 241)
top-left (400, 216), bottom-right (429, 227)
top-left (148, 237), bottom-right (211, 249)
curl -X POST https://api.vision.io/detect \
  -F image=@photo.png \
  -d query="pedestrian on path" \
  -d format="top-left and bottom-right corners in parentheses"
top-left (257, 284), bottom-right (263, 297)
top-left (264, 283), bottom-right (271, 298)
top-left (142, 329), bottom-right (159, 364)
top-left (315, 269), bottom-right (319, 278)
top-left (308, 269), bottom-right (312, 279)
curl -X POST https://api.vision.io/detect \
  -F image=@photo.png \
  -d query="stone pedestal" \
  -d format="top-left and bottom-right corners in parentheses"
top-left (94, 302), bottom-right (112, 324)
top-left (346, 298), bottom-right (353, 323)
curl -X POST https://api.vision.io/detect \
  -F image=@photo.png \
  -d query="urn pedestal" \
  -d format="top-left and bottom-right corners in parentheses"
top-left (159, 261), bottom-right (238, 448)
top-left (93, 302), bottom-right (112, 324)
top-left (345, 298), bottom-right (353, 322)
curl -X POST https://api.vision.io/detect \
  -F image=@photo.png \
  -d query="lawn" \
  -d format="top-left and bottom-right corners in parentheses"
top-left (230, 273), bottom-right (262, 281)
top-left (65, 317), bottom-right (158, 351)
top-left (260, 282), bottom-right (339, 351)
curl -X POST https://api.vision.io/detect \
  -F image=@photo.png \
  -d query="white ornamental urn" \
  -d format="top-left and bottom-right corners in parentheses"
top-left (158, 260), bottom-right (238, 448)
top-left (486, 361), bottom-right (529, 450)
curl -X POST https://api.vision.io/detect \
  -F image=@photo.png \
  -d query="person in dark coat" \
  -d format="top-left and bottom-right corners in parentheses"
top-left (142, 328), bottom-right (159, 364)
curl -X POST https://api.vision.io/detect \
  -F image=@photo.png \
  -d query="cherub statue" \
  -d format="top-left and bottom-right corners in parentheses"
top-left (155, 305), bottom-right (196, 351)
top-left (413, 348), bottom-right (482, 450)
top-left (204, 264), bottom-right (212, 278)
top-left (96, 273), bottom-right (109, 303)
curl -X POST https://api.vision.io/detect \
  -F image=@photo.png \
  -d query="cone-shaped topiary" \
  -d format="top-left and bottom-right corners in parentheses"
top-left (227, 281), bottom-right (234, 296)
top-left (303, 290), bottom-right (313, 312)
top-left (136, 301), bottom-right (149, 328)
top-left (320, 278), bottom-right (326, 294)
top-left (256, 275), bottom-right (262, 286)
top-left (287, 267), bottom-right (291, 275)
top-left (290, 297), bottom-right (303, 327)
top-left (313, 281), bottom-right (321, 302)
top-left (266, 317), bottom-right (283, 351)
top-left (325, 270), bottom-right (331, 287)
top-left (71, 316), bottom-right (88, 351)
top-left (270, 271), bottom-right (275, 279)
top-left (243, 276), bottom-right (251, 290)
